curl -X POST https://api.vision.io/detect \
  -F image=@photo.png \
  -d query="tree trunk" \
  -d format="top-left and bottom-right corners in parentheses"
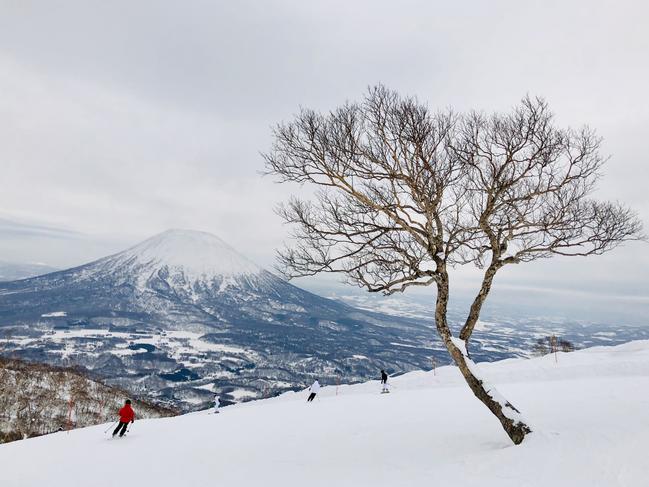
top-left (444, 335), bottom-right (531, 444)
top-left (434, 273), bottom-right (531, 445)
top-left (459, 263), bottom-right (499, 346)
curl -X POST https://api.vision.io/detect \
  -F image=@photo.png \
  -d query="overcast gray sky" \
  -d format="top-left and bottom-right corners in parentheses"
top-left (0, 0), bottom-right (647, 318)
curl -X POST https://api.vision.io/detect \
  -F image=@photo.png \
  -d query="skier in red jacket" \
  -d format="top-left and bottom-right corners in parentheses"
top-left (112, 399), bottom-right (135, 438)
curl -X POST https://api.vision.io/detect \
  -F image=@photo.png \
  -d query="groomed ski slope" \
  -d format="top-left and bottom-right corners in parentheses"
top-left (3, 341), bottom-right (649, 487)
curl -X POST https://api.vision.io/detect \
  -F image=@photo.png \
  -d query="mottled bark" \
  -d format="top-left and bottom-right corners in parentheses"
top-left (436, 272), bottom-right (531, 444)
top-left (459, 263), bottom-right (499, 346)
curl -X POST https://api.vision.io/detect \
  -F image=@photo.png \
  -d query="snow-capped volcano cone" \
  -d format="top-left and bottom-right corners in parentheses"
top-left (102, 229), bottom-right (263, 284)
top-left (0, 229), bottom-right (281, 326)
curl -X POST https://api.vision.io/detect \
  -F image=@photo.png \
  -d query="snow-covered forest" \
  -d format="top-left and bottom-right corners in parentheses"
top-left (0, 357), bottom-right (175, 443)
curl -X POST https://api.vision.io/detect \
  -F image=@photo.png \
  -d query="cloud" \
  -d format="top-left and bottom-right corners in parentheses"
top-left (0, 0), bottom-right (647, 319)
top-left (0, 218), bottom-right (81, 240)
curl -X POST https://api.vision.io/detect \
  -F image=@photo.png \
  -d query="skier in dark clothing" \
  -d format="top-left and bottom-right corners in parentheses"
top-left (380, 370), bottom-right (390, 393)
top-left (112, 399), bottom-right (135, 437)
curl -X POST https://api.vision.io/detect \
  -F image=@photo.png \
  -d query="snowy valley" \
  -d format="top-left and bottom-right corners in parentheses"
top-left (1, 229), bottom-right (647, 413)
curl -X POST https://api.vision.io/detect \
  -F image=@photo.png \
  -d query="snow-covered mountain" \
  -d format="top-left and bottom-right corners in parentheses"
top-left (2, 340), bottom-right (647, 486)
top-left (99, 229), bottom-right (263, 283)
top-left (0, 229), bottom-right (435, 410)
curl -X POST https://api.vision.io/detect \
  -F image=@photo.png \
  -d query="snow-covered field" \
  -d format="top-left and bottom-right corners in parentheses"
top-left (3, 341), bottom-right (649, 486)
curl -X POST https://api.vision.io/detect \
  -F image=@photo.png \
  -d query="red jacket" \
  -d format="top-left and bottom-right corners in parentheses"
top-left (119, 404), bottom-right (135, 423)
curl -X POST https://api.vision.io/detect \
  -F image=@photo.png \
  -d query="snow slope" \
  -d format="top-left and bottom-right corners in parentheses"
top-left (2, 341), bottom-right (649, 486)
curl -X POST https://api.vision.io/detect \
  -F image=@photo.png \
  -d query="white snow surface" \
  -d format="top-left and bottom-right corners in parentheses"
top-left (104, 229), bottom-right (262, 280)
top-left (3, 340), bottom-right (649, 486)
top-left (40, 311), bottom-right (67, 317)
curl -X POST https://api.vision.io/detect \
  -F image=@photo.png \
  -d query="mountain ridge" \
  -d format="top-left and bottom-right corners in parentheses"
top-left (0, 229), bottom-right (436, 410)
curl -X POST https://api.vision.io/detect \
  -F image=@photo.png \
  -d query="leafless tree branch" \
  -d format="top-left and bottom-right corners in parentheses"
top-left (263, 86), bottom-right (644, 444)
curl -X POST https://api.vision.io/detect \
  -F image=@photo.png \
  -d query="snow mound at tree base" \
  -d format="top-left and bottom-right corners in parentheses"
top-left (2, 340), bottom-right (649, 486)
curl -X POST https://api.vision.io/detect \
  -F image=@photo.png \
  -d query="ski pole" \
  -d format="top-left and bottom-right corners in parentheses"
top-left (103, 420), bottom-right (118, 434)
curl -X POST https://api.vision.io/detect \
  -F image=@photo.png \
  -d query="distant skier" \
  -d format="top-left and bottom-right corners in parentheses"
top-left (213, 394), bottom-right (220, 414)
top-left (380, 369), bottom-right (390, 393)
top-left (307, 379), bottom-right (320, 402)
top-left (112, 399), bottom-right (135, 438)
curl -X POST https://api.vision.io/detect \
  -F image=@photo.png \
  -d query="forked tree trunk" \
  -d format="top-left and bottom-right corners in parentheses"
top-left (434, 274), bottom-right (531, 445)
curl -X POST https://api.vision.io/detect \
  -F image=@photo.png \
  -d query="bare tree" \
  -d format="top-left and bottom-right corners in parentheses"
top-left (532, 336), bottom-right (576, 356)
top-left (263, 86), bottom-right (644, 444)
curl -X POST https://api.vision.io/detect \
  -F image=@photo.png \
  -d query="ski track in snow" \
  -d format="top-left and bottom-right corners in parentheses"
top-left (2, 340), bottom-right (649, 486)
